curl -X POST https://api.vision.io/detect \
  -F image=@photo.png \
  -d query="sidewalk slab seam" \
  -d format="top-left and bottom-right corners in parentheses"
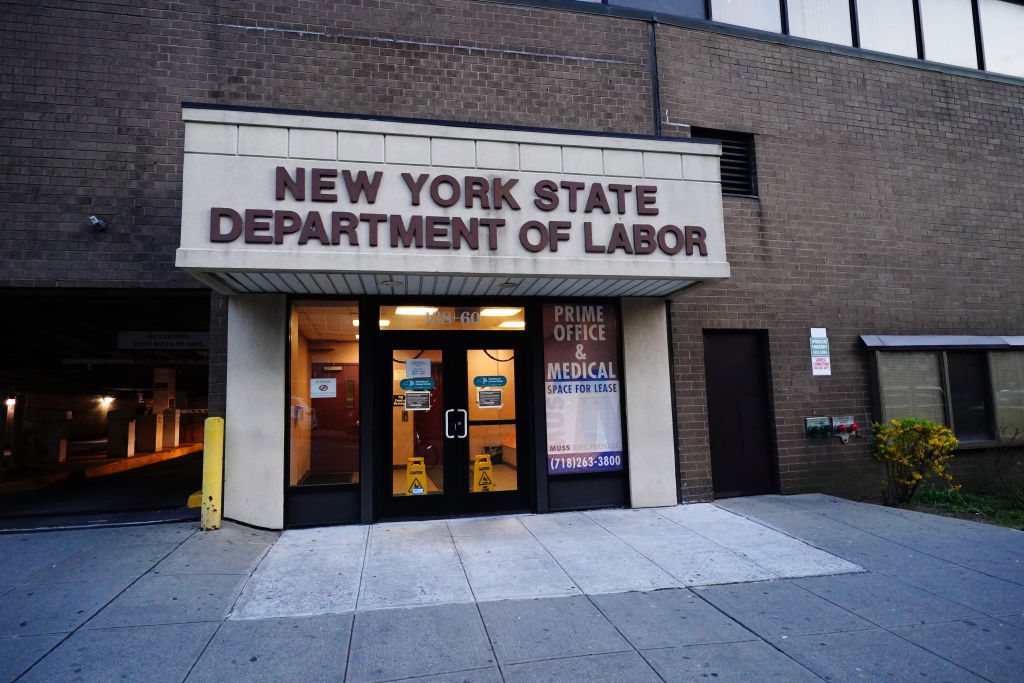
top-left (17, 621), bottom-right (220, 683)
top-left (347, 602), bottom-right (496, 682)
top-left (13, 495), bottom-right (1024, 682)
top-left (639, 639), bottom-right (824, 681)
top-left (795, 572), bottom-right (987, 628)
top-left (501, 650), bottom-right (662, 682)
top-left (84, 573), bottom-right (248, 629)
top-left (478, 595), bottom-right (632, 666)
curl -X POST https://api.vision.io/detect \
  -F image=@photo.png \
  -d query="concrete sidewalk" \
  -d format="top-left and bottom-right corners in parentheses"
top-left (1, 494), bottom-right (1022, 681)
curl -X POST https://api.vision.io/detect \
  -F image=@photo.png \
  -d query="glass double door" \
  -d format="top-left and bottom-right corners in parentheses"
top-left (378, 332), bottom-right (530, 518)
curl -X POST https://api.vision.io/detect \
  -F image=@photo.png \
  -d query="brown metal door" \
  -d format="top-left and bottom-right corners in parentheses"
top-left (703, 331), bottom-right (776, 497)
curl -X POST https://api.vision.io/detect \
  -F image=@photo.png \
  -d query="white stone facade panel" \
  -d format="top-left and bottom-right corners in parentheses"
top-left (520, 143), bottom-right (563, 172)
top-left (339, 132), bottom-right (385, 163)
top-left (239, 125), bottom-right (288, 157)
top-left (385, 135), bottom-right (431, 165)
top-left (562, 146), bottom-right (604, 174)
top-left (184, 122), bottom-right (237, 155)
top-left (178, 108), bottom-right (727, 287)
top-left (288, 129), bottom-right (336, 160)
top-left (476, 140), bottom-right (519, 170)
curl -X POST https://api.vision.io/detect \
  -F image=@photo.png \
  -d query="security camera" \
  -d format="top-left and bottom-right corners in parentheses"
top-left (89, 215), bottom-right (108, 231)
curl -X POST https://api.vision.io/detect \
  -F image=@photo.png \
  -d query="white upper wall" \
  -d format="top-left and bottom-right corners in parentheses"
top-left (177, 107), bottom-right (729, 291)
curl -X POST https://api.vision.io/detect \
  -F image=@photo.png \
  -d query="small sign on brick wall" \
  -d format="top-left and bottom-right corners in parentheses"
top-left (810, 328), bottom-right (831, 376)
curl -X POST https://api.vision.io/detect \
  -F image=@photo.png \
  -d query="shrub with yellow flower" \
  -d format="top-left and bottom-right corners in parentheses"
top-left (872, 418), bottom-right (959, 505)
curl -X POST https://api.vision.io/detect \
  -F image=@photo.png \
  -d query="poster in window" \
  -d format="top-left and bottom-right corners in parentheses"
top-left (543, 303), bottom-right (624, 474)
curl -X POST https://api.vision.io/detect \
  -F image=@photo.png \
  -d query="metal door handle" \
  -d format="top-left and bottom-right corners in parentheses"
top-left (458, 409), bottom-right (468, 439)
top-left (444, 409), bottom-right (455, 439)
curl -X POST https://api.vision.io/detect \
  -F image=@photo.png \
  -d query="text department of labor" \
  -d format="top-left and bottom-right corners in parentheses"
top-left (206, 166), bottom-right (709, 256)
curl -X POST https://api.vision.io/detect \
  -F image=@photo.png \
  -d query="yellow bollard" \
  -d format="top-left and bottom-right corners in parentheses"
top-left (406, 456), bottom-right (426, 495)
top-left (201, 417), bottom-right (224, 530)
top-left (472, 454), bottom-right (494, 492)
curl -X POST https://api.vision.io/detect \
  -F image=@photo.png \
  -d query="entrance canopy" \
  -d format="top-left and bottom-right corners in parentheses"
top-left (177, 105), bottom-right (730, 297)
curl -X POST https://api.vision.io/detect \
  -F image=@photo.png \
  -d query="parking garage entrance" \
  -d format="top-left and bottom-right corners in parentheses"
top-left (0, 290), bottom-right (210, 526)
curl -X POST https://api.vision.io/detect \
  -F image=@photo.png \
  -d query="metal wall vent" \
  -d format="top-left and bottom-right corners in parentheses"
top-left (690, 127), bottom-right (757, 197)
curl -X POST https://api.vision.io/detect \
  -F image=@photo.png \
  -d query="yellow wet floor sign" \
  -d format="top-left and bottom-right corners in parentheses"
top-left (406, 456), bottom-right (426, 495)
top-left (473, 454), bottom-right (494, 492)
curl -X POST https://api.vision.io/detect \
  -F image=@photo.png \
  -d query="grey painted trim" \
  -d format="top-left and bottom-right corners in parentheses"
top-left (179, 102), bottom-right (713, 146)
top-left (848, 0), bottom-right (860, 48)
top-left (861, 334), bottom-right (1024, 348)
top-left (648, 21), bottom-right (662, 137)
top-left (486, 0), bottom-right (1024, 87)
top-left (941, 351), bottom-right (954, 432)
top-left (972, 0), bottom-right (987, 72)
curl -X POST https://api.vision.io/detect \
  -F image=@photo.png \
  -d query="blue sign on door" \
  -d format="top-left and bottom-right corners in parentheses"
top-left (399, 378), bottom-right (435, 390)
top-left (473, 375), bottom-right (507, 387)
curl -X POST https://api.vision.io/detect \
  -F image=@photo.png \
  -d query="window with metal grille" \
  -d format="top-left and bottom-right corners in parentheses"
top-left (689, 127), bottom-right (758, 197)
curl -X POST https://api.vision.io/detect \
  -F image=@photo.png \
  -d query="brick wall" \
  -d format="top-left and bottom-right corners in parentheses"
top-left (2, 1), bottom-right (1022, 502)
top-left (1, 0), bottom-right (652, 433)
top-left (0, 0), bottom-right (652, 289)
top-left (658, 24), bottom-right (1024, 500)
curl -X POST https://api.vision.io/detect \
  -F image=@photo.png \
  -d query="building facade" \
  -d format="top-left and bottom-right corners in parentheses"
top-left (2, 0), bottom-right (1022, 528)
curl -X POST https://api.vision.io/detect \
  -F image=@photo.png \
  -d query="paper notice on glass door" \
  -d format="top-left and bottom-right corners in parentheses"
top-left (404, 391), bottom-right (431, 411)
top-left (477, 388), bottom-right (502, 409)
top-left (405, 358), bottom-right (431, 378)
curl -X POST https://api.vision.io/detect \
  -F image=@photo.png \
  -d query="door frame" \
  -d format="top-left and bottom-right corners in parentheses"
top-left (284, 295), bottom-right (631, 526)
top-left (372, 310), bottom-right (537, 521)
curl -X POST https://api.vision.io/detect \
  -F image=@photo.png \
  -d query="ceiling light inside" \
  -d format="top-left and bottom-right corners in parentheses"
top-left (395, 306), bottom-right (438, 316)
top-left (480, 308), bottom-right (521, 317)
